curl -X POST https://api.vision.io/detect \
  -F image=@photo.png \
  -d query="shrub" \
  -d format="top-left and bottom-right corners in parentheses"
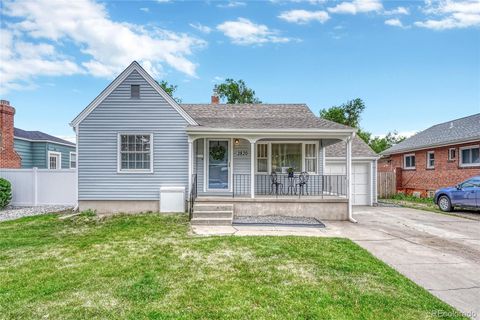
top-left (0, 178), bottom-right (12, 209)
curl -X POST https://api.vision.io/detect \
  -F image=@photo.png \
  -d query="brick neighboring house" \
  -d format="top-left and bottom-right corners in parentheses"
top-left (379, 113), bottom-right (480, 197)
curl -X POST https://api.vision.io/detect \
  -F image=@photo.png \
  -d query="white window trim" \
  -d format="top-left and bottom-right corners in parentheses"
top-left (304, 143), bottom-right (318, 174)
top-left (403, 153), bottom-right (416, 170)
top-left (459, 145), bottom-right (480, 168)
top-left (448, 147), bottom-right (456, 161)
top-left (254, 141), bottom-right (319, 174)
top-left (117, 133), bottom-right (154, 173)
top-left (426, 151), bottom-right (435, 169)
top-left (69, 152), bottom-right (77, 169)
top-left (47, 151), bottom-right (62, 170)
top-left (255, 142), bottom-right (269, 174)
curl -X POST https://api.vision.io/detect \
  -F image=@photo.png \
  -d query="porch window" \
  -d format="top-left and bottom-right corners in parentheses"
top-left (460, 145), bottom-right (480, 167)
top-left (119, 134), bottom-right (152, 172)
top-left (271, 143), bottom-right (302, 173)
top-left (257, 143), bottom-right (268, 173)
top-left (305, 143), bottom-right (317, 173)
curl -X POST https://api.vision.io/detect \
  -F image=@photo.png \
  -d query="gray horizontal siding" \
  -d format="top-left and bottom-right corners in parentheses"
top-left (78, 70), bottom-right (188, 200)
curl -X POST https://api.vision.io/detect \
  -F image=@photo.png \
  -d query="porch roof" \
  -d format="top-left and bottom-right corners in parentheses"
top-left (181, 104), bottom-right (354, 131)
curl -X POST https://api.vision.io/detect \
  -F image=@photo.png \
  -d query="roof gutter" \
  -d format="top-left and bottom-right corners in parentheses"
top-left (382, 137), bottom-right (480, 156)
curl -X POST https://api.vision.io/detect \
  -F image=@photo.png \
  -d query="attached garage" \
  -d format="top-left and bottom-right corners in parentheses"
top-left (324, 136), bottom-right (378, 206)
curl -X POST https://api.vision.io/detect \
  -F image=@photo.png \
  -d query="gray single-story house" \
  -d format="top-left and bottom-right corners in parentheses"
top-left (14, 128), bottom-right (76, 169)
top-left (70, 61), bottom-right (378, 223)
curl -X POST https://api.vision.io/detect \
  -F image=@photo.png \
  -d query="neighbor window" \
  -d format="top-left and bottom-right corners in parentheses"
top-left (131, 85), bottom-right (140, 98)
top-left (427, 151), bottom-right (435, 169)
top-left (119, 134), bottom-right (152, 172)
top-left (460, 145), bottom-right (480, 167)
top-left (448, 148), bottom-right (456, 161)
top-left (404, 153), bottom-right (416, 169)
top-left (48, 151), bottom-right (61, 170)
top-left (70, 152), bottom-right (77, 169)
top-left (256, 143), bottom-right (268, 173)
top-left (304, 143), bottom-right (317, 173)
top-left (271, 143), bottom-right (302, 173)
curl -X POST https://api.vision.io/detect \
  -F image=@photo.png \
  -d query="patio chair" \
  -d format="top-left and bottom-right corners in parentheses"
top-left (295, 172), bottom-right (309, 196)
top-left (270, 172), bottom-right (284, 196)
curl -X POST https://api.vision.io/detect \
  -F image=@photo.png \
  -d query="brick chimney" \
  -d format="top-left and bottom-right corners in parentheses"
top-left (0, 100), bottom-right (21, 168)
top-left (211, 88), bottom-right (220, 104)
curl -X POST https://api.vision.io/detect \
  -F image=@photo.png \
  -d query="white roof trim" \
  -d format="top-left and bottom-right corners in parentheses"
top-left (70, 61), bottom-right (197, 127)
top-left (326, 156), bottom-right (380, 161)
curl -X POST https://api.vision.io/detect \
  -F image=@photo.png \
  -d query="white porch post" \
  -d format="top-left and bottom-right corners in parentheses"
top-left (188, 138), bottom-right (193, 195)
top-left (249, 139), bottom-right (256, 198)
top-left (346, 134), bottom-right (356, 222)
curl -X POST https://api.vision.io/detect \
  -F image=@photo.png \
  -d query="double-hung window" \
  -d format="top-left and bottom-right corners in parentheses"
top-left (305, 143), bottom-right (317, 173)
top-left (256, 143), bottom-right (268, 173)
top-left (460, 145), bottom-right (480, 167)
top-left (448, 148), bottom-right (456, 161)
top-left (119, 134), bottom-right (152, 172)
top-left (70, 152), bottom-right (77, 169)
top-left (426, 151), bottom-right (434, 169)
top-left (404, 153), bottom-right (415, 169)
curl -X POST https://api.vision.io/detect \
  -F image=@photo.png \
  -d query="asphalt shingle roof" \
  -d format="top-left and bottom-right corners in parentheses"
top-left (325, 135), bottom-right (377, 158)
top-left (382, 113), bottom-right (480, 155)
top-left (14, 128), bottom-right (75, 146)
top-left (180, 104), bottom-right (351, 130)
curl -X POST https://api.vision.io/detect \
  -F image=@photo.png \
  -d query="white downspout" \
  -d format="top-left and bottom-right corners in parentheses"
top-left (73, 125), bottom-right (79, 212)
top-left (347, 133), bottom-right (357, 223)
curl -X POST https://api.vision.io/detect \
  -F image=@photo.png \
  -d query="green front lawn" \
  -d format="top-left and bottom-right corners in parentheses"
top-left (0, 212), bottom-right (465, 319)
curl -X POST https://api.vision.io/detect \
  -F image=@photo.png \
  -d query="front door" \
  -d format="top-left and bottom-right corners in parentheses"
top-left (207, 140), bottom-right (230, 191)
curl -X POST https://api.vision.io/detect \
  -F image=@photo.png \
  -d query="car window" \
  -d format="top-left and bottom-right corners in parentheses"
top-left (461, 178), bottom-right (480, 188)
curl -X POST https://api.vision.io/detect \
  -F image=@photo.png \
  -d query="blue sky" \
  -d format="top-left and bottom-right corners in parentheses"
top-left (1, 0), bottom-right (479, 142)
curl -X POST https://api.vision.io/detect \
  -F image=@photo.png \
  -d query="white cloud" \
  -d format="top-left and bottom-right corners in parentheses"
top-left (384, 6), bottom-right (409, 15)
top-left (140, 7), bottom-right (150, 12)
top-left (278, 9), bottom-right (330, 24)
top-left (189, 23), bottom-right (212, 34)
top-left (328, 0), bottom-right (383, 15)
top-left (217, 18), bottom-right (292, 45)
top-left (217, 1), bottom-right (246, 8)
top-left (415, 0), bottom-right (480, 29)
top-left (212, 76), bottom-right (224, 83)
top-left (57, 135), bottom-right (77, 143)
top-left (1, 0), bottom-right (205, 93)
top-left (385, 18), bottom-right (404, 27)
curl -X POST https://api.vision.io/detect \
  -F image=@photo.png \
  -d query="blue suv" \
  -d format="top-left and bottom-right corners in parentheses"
top-left (434, 176), bottom-right (480, 212)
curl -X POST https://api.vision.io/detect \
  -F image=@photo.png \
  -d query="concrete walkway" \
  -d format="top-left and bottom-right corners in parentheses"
top-left (192, 206), bottom-right (480, 318)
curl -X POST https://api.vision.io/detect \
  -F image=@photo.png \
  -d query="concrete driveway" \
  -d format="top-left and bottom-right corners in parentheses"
top-left (340, 206), bottom-right (480, 319)
top-left (193, 206), bottom-right (480, 317)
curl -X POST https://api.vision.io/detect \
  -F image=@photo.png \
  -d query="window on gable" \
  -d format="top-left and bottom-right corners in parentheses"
top-left (404, 154), bottom-right (415, 169)
top-left (131, 85), bottom-right (140, 99)
top-left (427, 151), bottom-right (435, 169)
top-left (448, 148), bottom-right (456, 161)
top-left (119, 134), bottom-right (152, 172)
top-left (460, 146), bottom-right (480, 167)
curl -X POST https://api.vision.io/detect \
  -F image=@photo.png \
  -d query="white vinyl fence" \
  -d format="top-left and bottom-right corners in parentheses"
top-left (0, 168), bottom-right (77, 206)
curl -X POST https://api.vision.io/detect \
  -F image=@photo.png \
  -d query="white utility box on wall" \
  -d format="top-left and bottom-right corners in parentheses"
top-left (160, 186), bottom-right (185, 213)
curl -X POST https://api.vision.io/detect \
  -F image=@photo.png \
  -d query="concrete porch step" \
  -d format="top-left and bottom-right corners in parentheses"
top-left (190, 217), bottom-right (233, 226)
top-left (192, 210), bottom-right (233, 219)
top-left (193, 203), bottom-right (233, 212)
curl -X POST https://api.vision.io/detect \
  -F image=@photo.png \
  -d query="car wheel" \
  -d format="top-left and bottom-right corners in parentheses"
top-left (438, 195), bottom-right (452, 212)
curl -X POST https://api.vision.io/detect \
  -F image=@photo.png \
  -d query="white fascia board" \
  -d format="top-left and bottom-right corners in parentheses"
top-left (382, 137), bottom-right (480, 156)
top-left (70, 61), bottom-right (197, 127)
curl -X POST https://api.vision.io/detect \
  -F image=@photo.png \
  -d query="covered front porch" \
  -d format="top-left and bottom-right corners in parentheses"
top-left (187, 128), bottom-right (357, 222)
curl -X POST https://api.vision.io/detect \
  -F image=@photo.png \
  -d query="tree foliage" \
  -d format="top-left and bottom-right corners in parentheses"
top-left (214, 79), bottom-right (261, 104)
top-left (157, 80), bottom-right (182, 103)
top-left (319, 98), bottom-right (406, 153)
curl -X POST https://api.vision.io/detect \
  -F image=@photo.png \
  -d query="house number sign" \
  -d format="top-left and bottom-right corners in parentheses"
top-left (235, 150), bottom-right (249, 157)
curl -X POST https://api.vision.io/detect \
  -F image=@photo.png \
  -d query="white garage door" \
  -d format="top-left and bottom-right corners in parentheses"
top-left (325, 162), bottom-right (371, 206)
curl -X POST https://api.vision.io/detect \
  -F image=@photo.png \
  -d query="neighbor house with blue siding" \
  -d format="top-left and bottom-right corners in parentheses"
top-left (71, 61), bottom-right (378, 223)
top-left (14, 128), bottom-right (76, 169)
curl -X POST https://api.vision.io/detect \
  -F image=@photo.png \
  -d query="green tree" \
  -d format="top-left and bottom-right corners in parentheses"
top-left (214, 79), bottom-right (261, 104)
top-left (319, 98), bottom-right (365, 128)
top-left (369, 131), bottom-right (407, 154)
top-left (157, 80), bottom-right (182, 103)
top-left (320, 98), bottom-right (406, 153)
